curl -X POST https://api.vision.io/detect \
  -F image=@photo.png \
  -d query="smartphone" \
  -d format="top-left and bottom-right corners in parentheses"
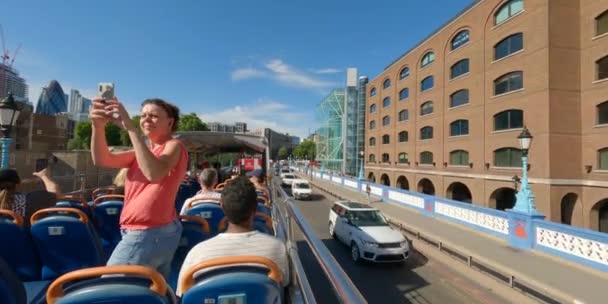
top-left (98, 82), bottom-right (115, 101)
top-left (35, 159), bottom-right (48, 172)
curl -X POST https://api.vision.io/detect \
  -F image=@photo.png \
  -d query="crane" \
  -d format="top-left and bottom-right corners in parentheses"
top-left (0, 24), bottom-right (22, 99)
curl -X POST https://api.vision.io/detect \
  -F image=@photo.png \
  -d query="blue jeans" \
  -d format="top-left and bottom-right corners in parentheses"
top-left (107, 220), bottom-right (182, 280)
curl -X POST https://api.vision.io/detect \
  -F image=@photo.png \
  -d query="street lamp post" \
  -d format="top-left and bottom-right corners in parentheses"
top-left (0, 93), bottom-right (20, 169)
top-left (511, 126), bottom-right (540, 215)
top-left (358, 150), bottom-right (365, 180)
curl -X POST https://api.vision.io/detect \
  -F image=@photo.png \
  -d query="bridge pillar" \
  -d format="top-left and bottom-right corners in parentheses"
top-left (506, 210), bottom-right (545, 250)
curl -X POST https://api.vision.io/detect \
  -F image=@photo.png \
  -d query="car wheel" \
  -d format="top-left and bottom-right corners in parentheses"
top-left (329, 222), bottom-right (336, 239)
top-left (351, 242), bottom-right (361, 263)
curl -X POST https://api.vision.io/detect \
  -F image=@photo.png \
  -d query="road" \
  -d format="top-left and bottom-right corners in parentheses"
top-left (283, 185), bottom-right (512, 304)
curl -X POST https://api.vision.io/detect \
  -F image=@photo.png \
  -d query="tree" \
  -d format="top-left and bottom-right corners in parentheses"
top-left (178, 113), bottom-right (208, 131)
top-left (278, 146), bottom-right (289, 159)
top-left (105, 124), bottom-right (122, 146)
top-left (74, 121), bottom-right (92, 144)
top-left (293, 140), bottom-right (316, 160)
top-left (67, 137), bottom-right (87, 150)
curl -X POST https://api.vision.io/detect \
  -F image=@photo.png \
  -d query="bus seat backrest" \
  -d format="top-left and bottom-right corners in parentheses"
top-left (92, 199), bottom-right (124, 247)
top-left (186, 203), bottom-right (224, 236)
top-left (0, 257), bottom-right (27, 304)
top-left (0, 210), bottom-right (40, 281)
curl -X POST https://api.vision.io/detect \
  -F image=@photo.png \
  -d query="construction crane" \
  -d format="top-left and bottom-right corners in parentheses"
top-left (0, 24), bottom-right (22, 99)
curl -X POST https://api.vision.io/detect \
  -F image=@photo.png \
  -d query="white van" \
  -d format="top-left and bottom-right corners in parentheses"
top-left (291, 179), bottom-right (312, 200)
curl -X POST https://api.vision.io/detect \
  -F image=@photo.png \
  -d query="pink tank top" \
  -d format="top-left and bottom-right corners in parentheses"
top-left (121, 140), bottom-right (188, 229)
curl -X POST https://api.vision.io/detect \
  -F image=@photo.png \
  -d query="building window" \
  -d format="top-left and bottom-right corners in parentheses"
top-left (382, 115), bottom-right (390, 126)
top-left (421, 52), bottom-right (435, 68)
top-left (399, 131), bottom-right (408, 142)
top-left (370, 87), bottom-right (377, 96)
top-left (370, 104), bottom-right (377, 113)
top-left (382, 153), bottom-right (390, 163)
top-left (400, 67), bottom-right (410, 79)
top-left (597, 56), bottom-right (608, 80)
top-left (369, 120), bottom-right (376, 129)
top-left (399, 88), bottom-right (409, 100)
top-left (494, 71), bottom-right (523, 95)
top-left (494, 148), bottom-right (522, 167)
top-left (369, 154), bottom-right (376, 162)
top-left (450, 150), bottom-right (469, 166)
top-left (383, 78), bottom-right (391, 89)
top-left (598, 101), bottom-right (608, 125)
top-left (494, 33), bottom-right (523, 60)
top-left (420, 151), bottom-right (433, 164)
top-left (494, 0), bottom-right (523, 25)
top-left (420, 101), bottom-right (434, 116)
top-left (599, 148), bottom-right (608, 170)
top-left (450, 59), bottom-right (470, 79)
top-left (421, 76), bottom-right (434, 92)
top-left (450, 89), bottom-right (469, 107)
top-left (597, 10), bottom-right (608, 36)
top-left (382, 134), bottom-right (390, 144)
top-left (450, 119), bottom-right (469, 136)
top-left (369, 137), bottom-right (376, 146)
top-left (420, 126), bottom-right (433, 140)
top-left (383, 97), bottom-right (391, 108)
top-left (451, 30), bottom-right (470, 50)
top-left (398, 110), bottom-right (409, 122)
top-left (494, 109), bottom-right (523, 131)
top-left (399, 152), bottom-right (409, 163)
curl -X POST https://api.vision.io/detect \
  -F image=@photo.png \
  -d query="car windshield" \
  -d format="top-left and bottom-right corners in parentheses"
top-left (281, 169), bottom-right (290, 173)
top-left (284, 175), bottom-right (295, 179)
top-left (295, 183), bottom-right (310, 189)
top-left (347, 210), bottom-right (388, 227)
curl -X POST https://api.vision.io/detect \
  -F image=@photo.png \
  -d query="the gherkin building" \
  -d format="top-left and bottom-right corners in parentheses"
top-left (35, 80), bottom-right (67, 115)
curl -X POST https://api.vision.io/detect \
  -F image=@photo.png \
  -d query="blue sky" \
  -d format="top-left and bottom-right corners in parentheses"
top-left (2, 0), bottom-right (473, 138)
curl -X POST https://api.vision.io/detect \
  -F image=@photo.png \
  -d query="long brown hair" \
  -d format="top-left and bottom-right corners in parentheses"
top-left (0, 182), bottom-right (17, 211)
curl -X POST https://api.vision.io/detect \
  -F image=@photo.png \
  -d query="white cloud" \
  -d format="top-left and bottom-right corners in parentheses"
top-left (311, 68), bottom-right (341, 74)
top-left (231, 59), bottom-right (338, 90)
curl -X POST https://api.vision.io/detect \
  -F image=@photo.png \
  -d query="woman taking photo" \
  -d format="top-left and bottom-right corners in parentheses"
top-left (90, 97), bottom-right (187, 280)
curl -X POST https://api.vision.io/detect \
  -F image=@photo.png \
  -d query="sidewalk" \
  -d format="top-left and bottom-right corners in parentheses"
top-left (306, 176), bottom-right (607, 304)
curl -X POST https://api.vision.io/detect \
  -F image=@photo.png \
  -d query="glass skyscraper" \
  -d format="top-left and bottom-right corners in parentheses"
top-left (35, 80), bottom-right (68, 115)
top-left (316, 89), bottom-right (345, 173)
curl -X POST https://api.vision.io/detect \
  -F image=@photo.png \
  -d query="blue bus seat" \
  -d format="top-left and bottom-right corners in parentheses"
top-left (257, 195), bottom-right (270, 207)
top-left (0, 256), bottom-right (27, 304)
top-left (92, 194), bottom-right (124, 249)
top-left (91, 187), bottom-right (117, 200)
top-left (45, 265), bottom-right (176, 304)
top-left (30, 208), bottom-right (104, 280)
top-left (257, 204), bottom-right (271, 215)
top-left (184, 199), bottom-right (224, 235)
top-left (218, 213), bottom-right (274, 235)
top-left (177, 215), bottom-right (211, 253)
top-left (179, 256), bottom-right (282, 304)
top-left (0, 210), bottom-right (41, 281)
top-left (55, 195), bottom-right (93, 220)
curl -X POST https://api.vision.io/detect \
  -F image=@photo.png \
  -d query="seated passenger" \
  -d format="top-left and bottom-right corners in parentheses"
top-left (176, 176), bottom-right (289, 297)
top-left (180, 168), bottom-right (221, 214)
top-left (0, 168), bottom-right (62, 227)
top-left (247, 169), bottom-right (270, 196)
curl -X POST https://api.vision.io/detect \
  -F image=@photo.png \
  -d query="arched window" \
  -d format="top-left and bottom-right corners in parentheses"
top-left (599, 148), bottom-right (608, 170)
top-left (398, 131), bottom-right (408, 142)
top-left (420, 151), bottom-right (433, 164)
top-left (399, 67), bottom-right (410, 80)
top-left (450, 89), bottom-right (469, 107)
top-left (451, 30), bottom-right (470, 50)
top-left (398, 152), bottom-right (409, 163)
top-left (369, 120), bottom-right (376, 129)
top-left (597, 56), bottom-right (608, 80)
top-left (597, 10), bottom-right (608, 36)
top-left (398, 110), bottom-right (409, 122)
top-left (421, 51), bottom-right (435, 68)
top-left (399, 88), bottom-right (409, 100)
top-left (494, 33), bottom-right (523, 60)
top-left (494, 71), bottom-right (523, 95)
top-left (449, 150), bottom-right (469, 165)
top-left (420, 101), bottom-right (434, 116)
top-left (382, 97), bottom-right (391, 108)
top-left (598, 101), bottom-right (608, 125)
top-left (450, 59), bottom-right (470, 79)
top-left (382, 153), bottom-right (390, 163)
top-left (382, 115), bottom-right (390, 126)
top-left (494, 109), bottom-right (523, 131)
top-left (383, 78), bottom-right (391, 89)
top-left (420, 126), bottom-right (433, 140)
top-left (382, 134), bottom-right (390, 144)
top-left (369, 154), bottom-right (376, 162)
top-left (370, 87), bottom-right (377, 97)
top-left (421, 76), bottom-right (434, 91)
top-left (450, 119), bottom-right (469, 136)
top-left (494, 148), bottom-right (522, 167)
top-left (494, 0), bottom-right (523, 25)
top-left (370, 104), bottom-right (377, 113)
top-left (369, 137), bottom-right (376, 146)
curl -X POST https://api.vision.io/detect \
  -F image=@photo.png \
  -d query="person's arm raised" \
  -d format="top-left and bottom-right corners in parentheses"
top-left (90, 98), bottom-right (135, 168)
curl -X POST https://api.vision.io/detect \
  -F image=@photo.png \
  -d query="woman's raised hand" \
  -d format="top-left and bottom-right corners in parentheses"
top-left (90, 98), bottom-right (109, 127)
top-left (104, 98), bottom-right (136, 131)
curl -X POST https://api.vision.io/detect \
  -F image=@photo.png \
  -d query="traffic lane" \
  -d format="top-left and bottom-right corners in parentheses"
top-left (285, 185), bottom-right (510, 304)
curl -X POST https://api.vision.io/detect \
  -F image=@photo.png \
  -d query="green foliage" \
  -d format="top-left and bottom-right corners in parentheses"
top-left (178, 113), bottom-right (208, 131)
top-left (74, 121), bottom-right (92, 143)
top-left (105, 124), bottom-right (122, 146)
top-left (293, 140), bottom-right (316, 160)
top-left (67, 137), bottom-right (88, 150)
top-left (278, 146), bottom-right (289, 159)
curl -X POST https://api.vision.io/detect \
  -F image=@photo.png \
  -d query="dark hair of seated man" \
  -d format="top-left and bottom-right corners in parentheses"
top-left (220, 176), bottom-right (258, 233)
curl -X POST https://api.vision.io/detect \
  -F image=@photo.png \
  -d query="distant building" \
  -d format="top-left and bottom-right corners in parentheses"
top-left (208, 122), bottom-right (247, 133)
top-left (316, 89), bottom-right (345, 172)
top-left (0, 63), bottom-right (28, 103)
top-left (68, 89), bottom-right (92, 121)
top-left (290, 136), bottom-right (300, 145)
top-left (35, 80), bottom-right (68, 115)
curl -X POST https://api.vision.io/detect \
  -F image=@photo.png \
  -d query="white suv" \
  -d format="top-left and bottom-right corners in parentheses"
top-left (328, 201), bottom-right (410, 263)
top-left (291, 179), bottom-right (312, 200)
top-left (281, 173), bottom-right (296, 186)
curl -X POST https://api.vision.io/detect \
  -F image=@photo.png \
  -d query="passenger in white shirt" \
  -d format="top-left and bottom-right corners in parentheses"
top-left (176, 176), bottom-right (289, 297)
top-left (180, 168), bottom-right (222, 215)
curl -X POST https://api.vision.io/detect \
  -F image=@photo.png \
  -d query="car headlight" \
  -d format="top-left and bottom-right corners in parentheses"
top-left (361, 240), bottom-right (378, 248)
top-left (400, 241), bottom-right (409, 248)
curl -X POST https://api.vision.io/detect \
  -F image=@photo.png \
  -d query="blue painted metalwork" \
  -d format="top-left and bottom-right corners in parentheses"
top-left (0, 137), bottom-right (12, 169)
